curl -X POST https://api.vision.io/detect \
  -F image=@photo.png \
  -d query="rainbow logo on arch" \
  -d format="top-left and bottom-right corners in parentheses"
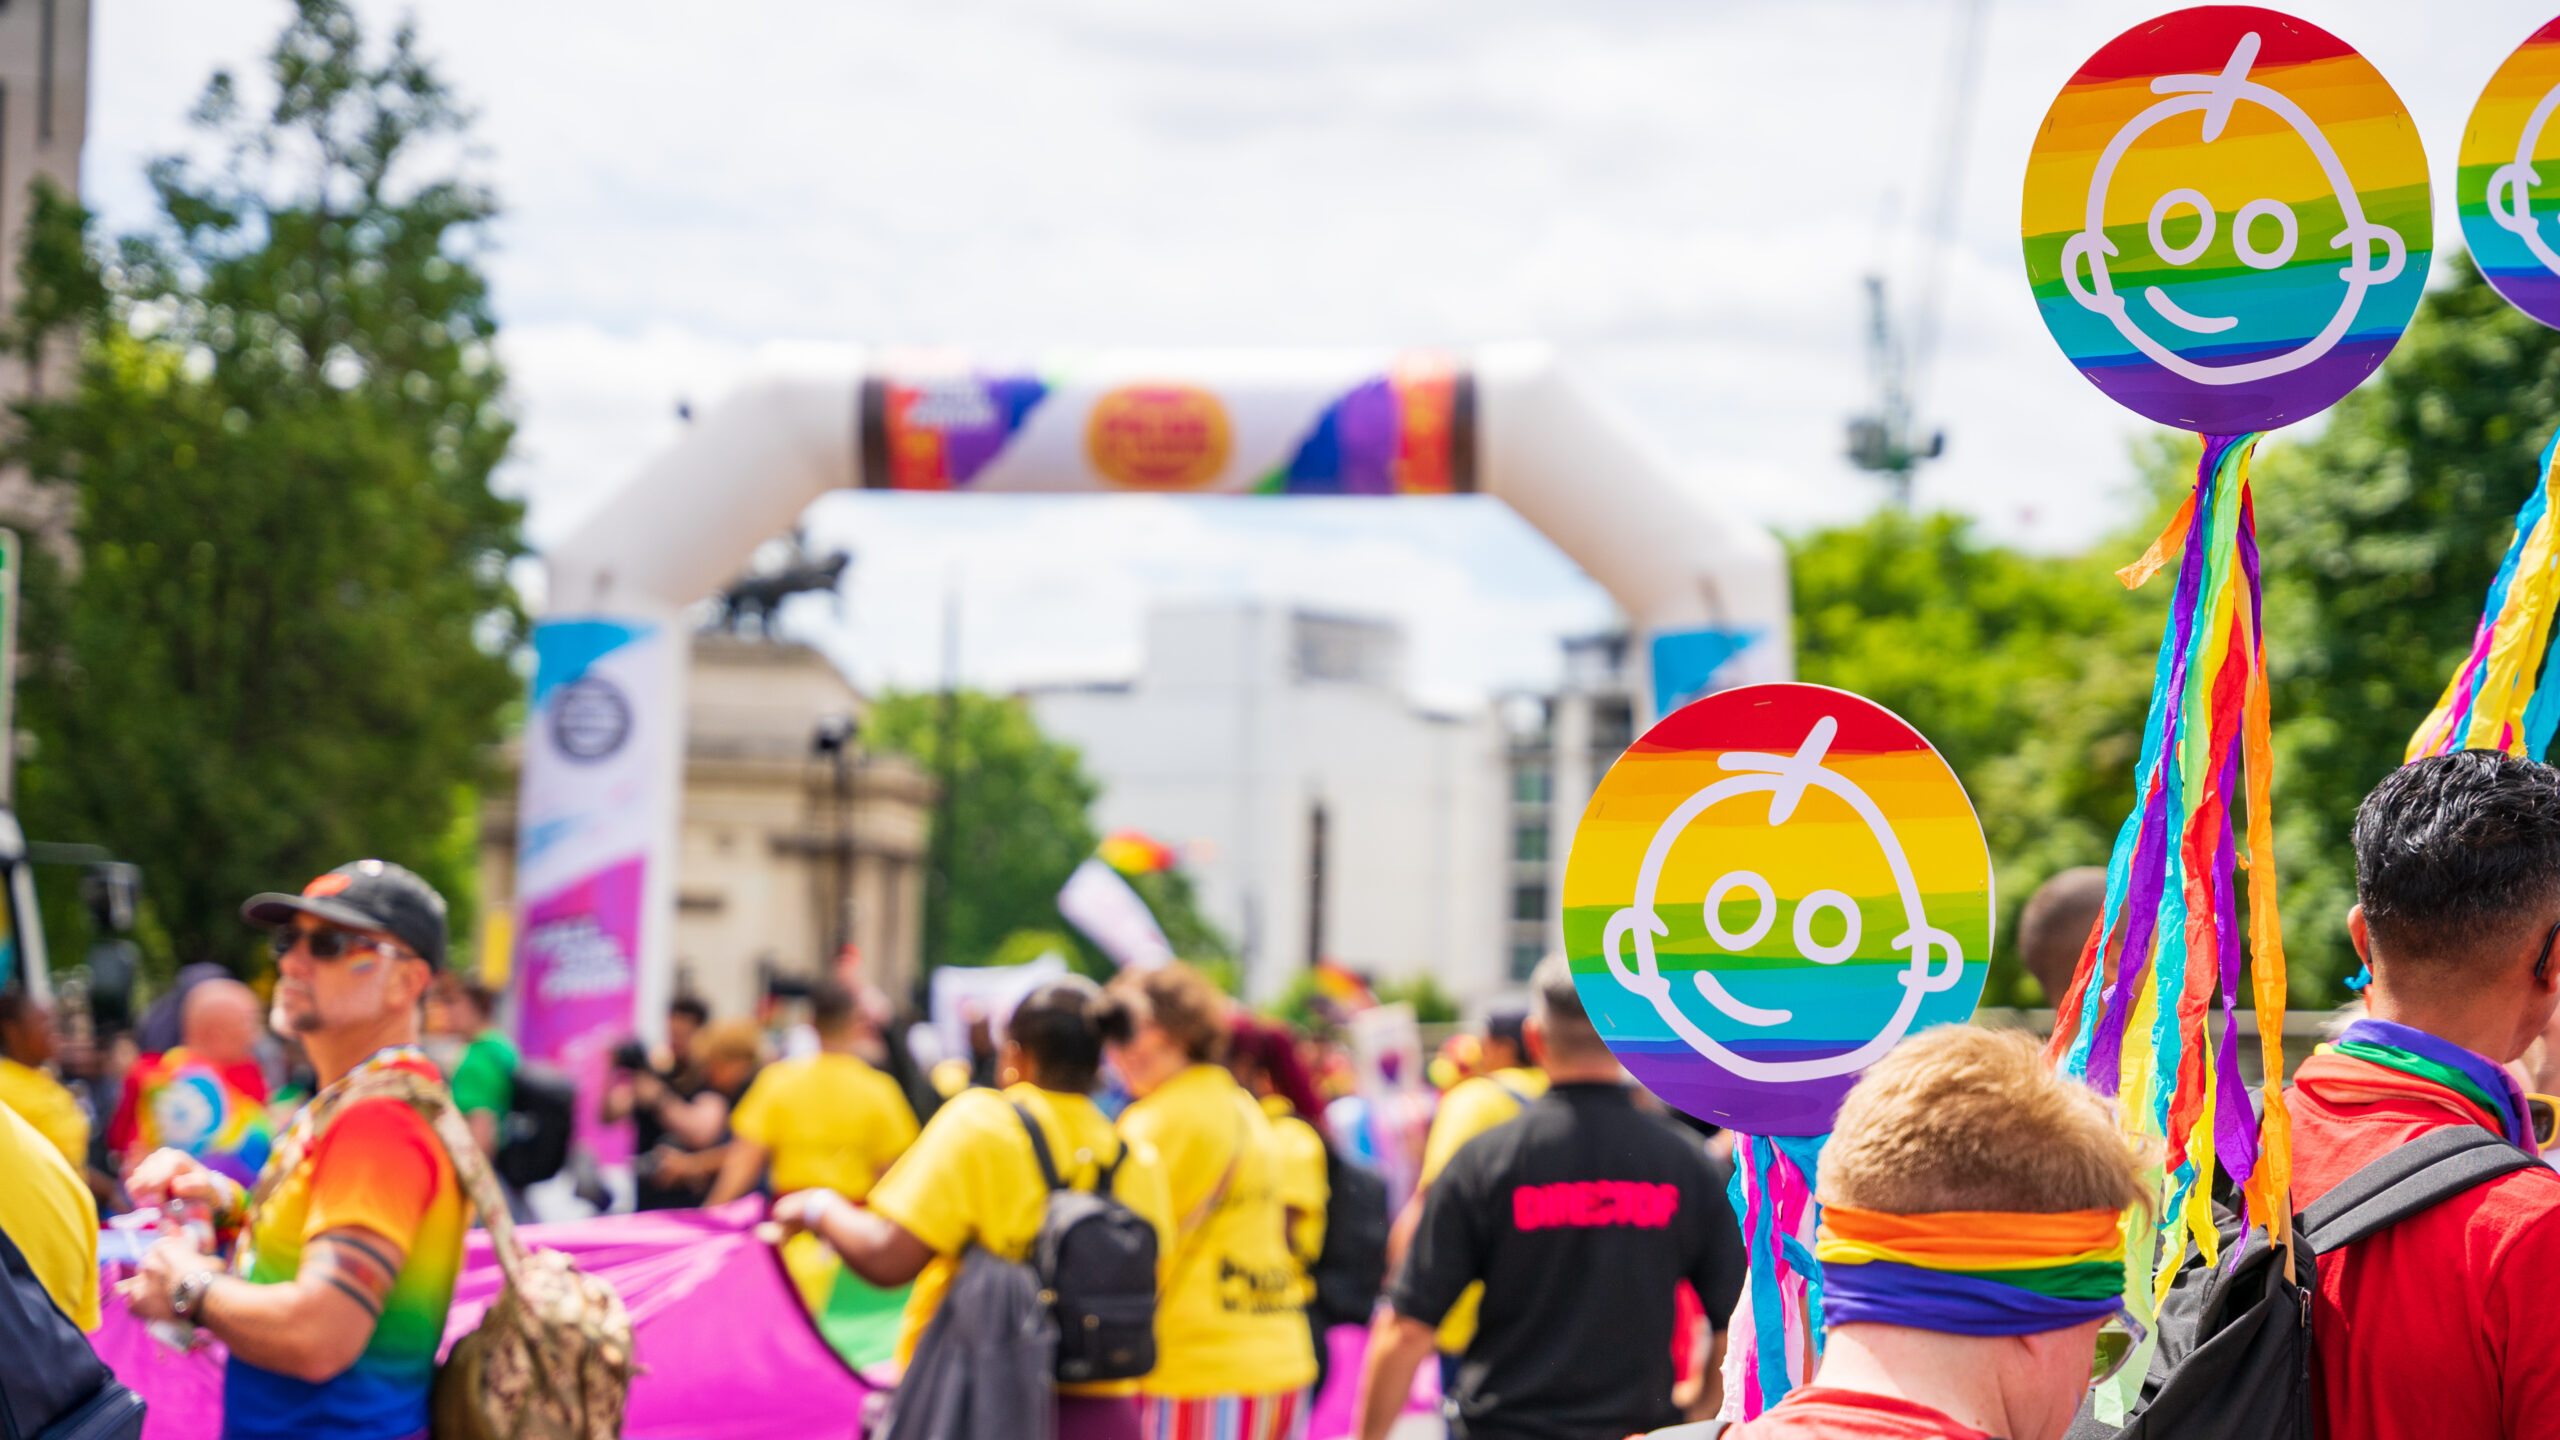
top-left (1566, 685), bottom-right (1990, 1136)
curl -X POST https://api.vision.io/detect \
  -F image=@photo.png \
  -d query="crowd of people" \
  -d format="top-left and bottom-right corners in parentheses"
top-left (10, 751), bottom-right (2560, 1439)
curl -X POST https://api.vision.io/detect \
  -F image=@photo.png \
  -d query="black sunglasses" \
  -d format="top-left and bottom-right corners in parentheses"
top-left (269, 924), bottom-right (403, 962)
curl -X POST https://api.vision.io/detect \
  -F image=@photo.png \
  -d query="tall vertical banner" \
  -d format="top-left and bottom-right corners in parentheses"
top-left (514, 617), bottom-right (680, 1164)
top-left (1567, 683), bottom-right (1991, 1415)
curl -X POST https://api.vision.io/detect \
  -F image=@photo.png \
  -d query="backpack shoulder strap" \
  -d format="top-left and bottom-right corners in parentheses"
top-left (1011, 1101), bottom-right (1067, 1193)
top-left (2301, 1124), bottom-right (2538, 1255)
top-left (259, 1067), bottom-right (534, 1292)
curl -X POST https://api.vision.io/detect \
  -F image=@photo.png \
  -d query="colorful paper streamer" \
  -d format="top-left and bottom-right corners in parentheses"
top-left (2406, 431), bottom-right (2560, 764)
top-left (1726, 1132), bottom-right (1827, 1420)
top-left (2046, 432), bottom-right (2295, 1293)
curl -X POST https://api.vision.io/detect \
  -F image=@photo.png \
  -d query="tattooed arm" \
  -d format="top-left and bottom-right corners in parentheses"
top-left (125, 1225), bottom-right (406, 1382)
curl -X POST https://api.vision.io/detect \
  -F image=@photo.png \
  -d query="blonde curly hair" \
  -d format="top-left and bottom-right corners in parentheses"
top-left (1818, 1025), bottom-right (2140, 1215)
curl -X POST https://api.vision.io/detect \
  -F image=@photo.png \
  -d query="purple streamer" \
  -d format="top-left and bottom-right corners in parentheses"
top-left (2089, 447), bottom-right (2223, 1094)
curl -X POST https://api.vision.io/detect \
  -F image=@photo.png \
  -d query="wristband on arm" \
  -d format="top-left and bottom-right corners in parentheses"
top-left (795, 1188), bottom-right (847, 1234)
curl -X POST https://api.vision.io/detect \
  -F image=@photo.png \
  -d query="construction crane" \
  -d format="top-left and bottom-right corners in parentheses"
top-left (1846, 0), bottom-right (1989, 509)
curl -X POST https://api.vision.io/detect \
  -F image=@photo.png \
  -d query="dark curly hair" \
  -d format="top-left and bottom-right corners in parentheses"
top-left (2354, 750), bottom-right (2560, 969)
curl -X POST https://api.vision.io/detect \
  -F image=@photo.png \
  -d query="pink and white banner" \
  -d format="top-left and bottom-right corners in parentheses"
top-left (512, 617), bottom-right (679, 1164)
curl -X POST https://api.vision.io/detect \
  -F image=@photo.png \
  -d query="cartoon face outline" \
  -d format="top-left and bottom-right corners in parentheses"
top-left (2057, 31), bottom-right (2407, 387)
top-left (1598, 714), bottom-right (1965, 1083)
top-left (2487, 82), bottom-right (2560, 276)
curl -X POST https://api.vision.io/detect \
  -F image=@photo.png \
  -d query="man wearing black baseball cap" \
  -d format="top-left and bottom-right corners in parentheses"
top-left (121, 860), bottom-right (474, 1440)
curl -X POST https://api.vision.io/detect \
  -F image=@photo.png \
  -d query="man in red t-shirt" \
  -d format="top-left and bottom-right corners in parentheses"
top-left (1725, 1027), bottom-right (2141, 1440)
top-left (2285, 751), bottom-right (2560, 1440)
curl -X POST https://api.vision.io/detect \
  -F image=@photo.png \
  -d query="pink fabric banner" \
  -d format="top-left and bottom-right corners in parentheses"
top-left (96, 1200), bottom-right (872, 1440)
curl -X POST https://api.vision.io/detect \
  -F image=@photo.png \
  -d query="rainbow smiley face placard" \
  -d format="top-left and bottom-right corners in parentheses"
top-left (1566, 685), bottom-right (1990, 1136)
top-left (2463, 19), bottom-right (2560, 329)
top-left (2023, 7), bottom-right (2430, 434)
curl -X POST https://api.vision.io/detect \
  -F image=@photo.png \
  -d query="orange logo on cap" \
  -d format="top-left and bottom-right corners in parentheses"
top-left (304, 874), bottom-right (353, 898)
top-left (1086, 385), bottom-right (1232, 491)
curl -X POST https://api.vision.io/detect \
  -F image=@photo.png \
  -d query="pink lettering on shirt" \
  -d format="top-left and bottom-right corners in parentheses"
top-left (1511, 1180), bottom-right (1680, 1231)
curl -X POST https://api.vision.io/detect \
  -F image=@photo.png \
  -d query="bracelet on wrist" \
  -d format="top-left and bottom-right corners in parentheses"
top-left (799, 1188), bottom-right (846, 1232)
top-left (171, 1269), bottom-right (217, 1323)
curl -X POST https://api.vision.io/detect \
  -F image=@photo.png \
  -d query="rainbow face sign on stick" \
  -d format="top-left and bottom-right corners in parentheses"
top-left (2022, 7), bottom-right (2430, 434)
top-left (1566, 683), bottom-right (1991, 1137)
top-left (2463, 20), bottom-right (2560, 329)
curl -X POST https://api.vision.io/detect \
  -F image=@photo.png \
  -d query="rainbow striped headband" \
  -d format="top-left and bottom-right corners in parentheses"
top-left (1815, 1207), bottom-right (2126, 1337)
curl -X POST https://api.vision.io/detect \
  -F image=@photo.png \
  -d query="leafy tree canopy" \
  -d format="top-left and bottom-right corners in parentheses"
top-left (11, 0), bottom-right (523, 975)
top-left (864, 689), bottom-right (1233, 981)
top-left (1791, 509), bottom-right (2164, 1005)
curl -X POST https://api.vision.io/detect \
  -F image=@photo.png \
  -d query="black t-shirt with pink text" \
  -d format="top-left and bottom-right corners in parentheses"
top-left (1390, 1081), bottom-right (1745, 1440)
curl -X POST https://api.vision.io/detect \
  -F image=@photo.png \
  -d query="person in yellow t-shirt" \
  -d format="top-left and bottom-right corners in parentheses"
top-left (708, 979), bottom-right (920, 1360)
top-left (1109, 963), bottom-right (1317, 1440)
top-left (0, 991), bottom-right (91, 1173)
top-left (770, 978), bottom-right (1174, 1440)
top-left (0, 1090), bottom-right (99, 1330)
top-left (1390, 1002), bottom-right (1545, 1379)
top-left (1228, 1013), bottom-right (1336, 1393)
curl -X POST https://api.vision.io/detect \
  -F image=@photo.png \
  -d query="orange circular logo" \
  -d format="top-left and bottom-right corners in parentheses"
top-left (1085, 385), bottom-right (1232, 491)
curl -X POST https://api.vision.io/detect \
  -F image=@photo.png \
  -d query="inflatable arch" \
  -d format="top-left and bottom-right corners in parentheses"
top-left (509, 343), bottom-right (1790, 1076)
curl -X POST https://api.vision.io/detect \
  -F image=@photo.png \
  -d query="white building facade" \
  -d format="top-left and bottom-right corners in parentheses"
top-left (1029, 603), bottom-right (1506, 1005)
top-left (1497, 633), bottom-right (1639, 982)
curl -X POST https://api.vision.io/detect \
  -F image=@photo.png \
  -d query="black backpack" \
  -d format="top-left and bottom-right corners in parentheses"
top-left (0, 1225), bottom-right (145, 1440)
top-left (1011, 1102), bottom-right (1160, 1383)
top-left (2068, 1125), bottom-right (2538, 1440)
top-left (495, 1064), bottom-right (576, 1190)
top-left (1309, 1145), bottom-right (1390, 1329)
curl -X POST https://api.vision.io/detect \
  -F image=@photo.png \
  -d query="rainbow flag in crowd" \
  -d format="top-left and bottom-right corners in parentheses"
top-left (1312, 961), bottom-right (1375, 1011)
top-left (1099, 830), bottom-right (1178, 876)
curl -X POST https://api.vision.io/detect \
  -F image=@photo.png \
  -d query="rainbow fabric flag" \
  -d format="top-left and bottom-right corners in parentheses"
top-left (1098, 829), bottom-right (1178, 876)
top-left (2406, 431), bottom-right (2560, 764)
top-left (1311, 960), bottom-right (1375, 1010)
top-left (2021, 14), bottom-right (2431, 434)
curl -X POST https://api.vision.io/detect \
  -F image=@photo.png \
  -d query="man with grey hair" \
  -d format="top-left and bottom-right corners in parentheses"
top-left (1356, 957), bottom-right (1744, 1440)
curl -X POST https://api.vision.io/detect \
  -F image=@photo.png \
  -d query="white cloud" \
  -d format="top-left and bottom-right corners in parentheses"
top-left (83, 0), bottom-right (2554, 698)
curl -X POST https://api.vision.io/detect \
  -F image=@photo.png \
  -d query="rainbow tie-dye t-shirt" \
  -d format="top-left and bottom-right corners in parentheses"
top-left (228, 1048), bottom-right (466, 1440)
top-left (124, 1046), bottom-right (275, 1187)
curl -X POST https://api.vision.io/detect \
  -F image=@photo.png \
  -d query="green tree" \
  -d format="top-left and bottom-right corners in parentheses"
top-left (865, 689), bottom-right (1233, 979)
top-left (2249, 254), bottom-right (2560, 997)
top-left (1791, 508), bottom-right (2166, 1004)
top-left (9, 1), bottom-right (523, 974)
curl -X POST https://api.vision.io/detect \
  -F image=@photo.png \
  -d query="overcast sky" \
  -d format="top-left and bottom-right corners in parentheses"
top-left (81, 1), bottom-right (2560, 704)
